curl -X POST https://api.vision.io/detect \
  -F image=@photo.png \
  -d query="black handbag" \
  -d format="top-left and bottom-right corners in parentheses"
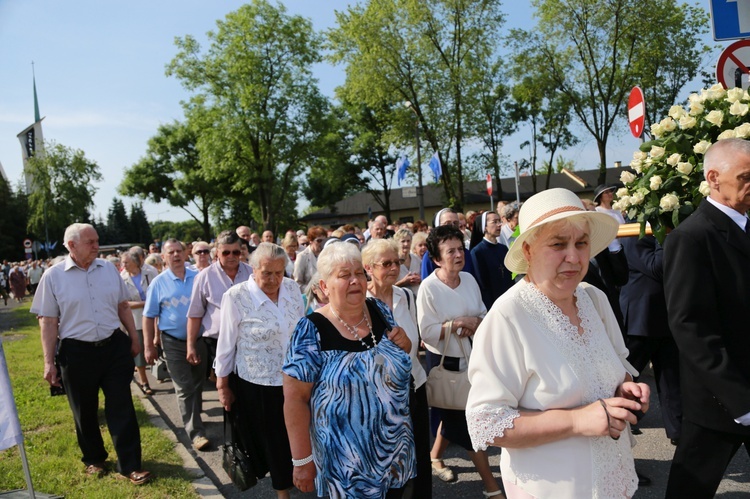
top-left (221, 409), bottom-right (257, 491)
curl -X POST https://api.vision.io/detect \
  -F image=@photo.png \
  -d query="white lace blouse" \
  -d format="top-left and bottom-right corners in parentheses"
top-left (215, 277), bottom-right (304, 386)
top-left (466, 279), bottom-right (638, 498)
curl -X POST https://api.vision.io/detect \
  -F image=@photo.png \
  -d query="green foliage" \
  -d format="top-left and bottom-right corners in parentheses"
top-left (166, 0), bottom-right (328, 234)
top-left (150, 220), bottom-right (205, 244)
top-left (615, 85), bottom-right (747, 243)
top-left (105, 198), bottom-right (130, 244)
top-left (119, 120), bottom-right (216, 240)
top-left (0, 304), bottom-right (196, 498)
top-left (129, 203), bottom-right (153, 246)
top-left (0, 178), bottom-right (29, 260)
top-left (25, 141), bottom-right (101, 251)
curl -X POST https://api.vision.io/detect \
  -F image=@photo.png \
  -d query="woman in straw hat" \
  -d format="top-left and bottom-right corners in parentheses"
top-left (466, 188), bottom-right (650, 498)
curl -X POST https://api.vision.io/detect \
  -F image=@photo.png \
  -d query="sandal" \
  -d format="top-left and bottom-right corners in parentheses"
top-left (137, 382), bottom-right (153, 396)
top-left (431, 458), bottom-right (456, 482)
top-left (483, 489), bottom-right (505, 498)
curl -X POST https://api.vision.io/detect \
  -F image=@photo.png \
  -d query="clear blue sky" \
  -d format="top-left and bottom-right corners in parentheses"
top-left (0, 1), bottom-right (719, 226)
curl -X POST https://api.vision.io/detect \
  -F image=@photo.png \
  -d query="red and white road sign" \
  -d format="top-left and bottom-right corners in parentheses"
top-left (628, 86), bottom-right (646, 139)
top-left (23, 238), bottom-right (32, 249)
top-left (716, 39), bottom-right (750, 90)
top-left (486, 174), bottom-right (493, 196)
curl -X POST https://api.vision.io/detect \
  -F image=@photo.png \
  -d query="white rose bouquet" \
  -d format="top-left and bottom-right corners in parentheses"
top-left (615, 84), bottom-right (750, 243)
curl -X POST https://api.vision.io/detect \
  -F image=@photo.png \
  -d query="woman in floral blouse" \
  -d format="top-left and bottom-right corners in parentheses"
top-left (215, 243), bottom-right (305, 499)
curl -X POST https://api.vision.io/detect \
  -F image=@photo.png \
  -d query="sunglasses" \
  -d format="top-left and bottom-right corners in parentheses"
top-left (221, 250), bottom-right (242, 257)
top-left (194, 249), bottom-right (210, 255)
top-left (374, 259), bottom-right (400, 269)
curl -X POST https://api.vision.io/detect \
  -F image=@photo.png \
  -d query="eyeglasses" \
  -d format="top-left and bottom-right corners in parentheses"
top-left (373, 259), bottom-right (400, 268)
top-left (221, 250), bottom-right (242, 257)
top-left (300, 242), bottom-right (310, 247)
top-left (194, 249), bottom-right (210, 255)
top-left (314, 238), bottom-right (325, 244)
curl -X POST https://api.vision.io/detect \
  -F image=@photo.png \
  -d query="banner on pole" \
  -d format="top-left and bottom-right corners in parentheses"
top-left (0, 341), bottom-right (23, 451)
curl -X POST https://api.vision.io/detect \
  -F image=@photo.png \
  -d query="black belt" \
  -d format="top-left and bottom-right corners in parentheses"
top-left (62, 329), bottom-right (120, 347)
top-left (161, 331), bottom-right (186, 342)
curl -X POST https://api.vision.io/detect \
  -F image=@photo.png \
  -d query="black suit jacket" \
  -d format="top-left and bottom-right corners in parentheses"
top-left (620, 235), bottom-right (670, 338)
top-left (664, 200), bottom-right (750, 434)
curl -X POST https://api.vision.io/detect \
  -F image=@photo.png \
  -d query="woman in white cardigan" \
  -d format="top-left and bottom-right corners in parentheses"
top-left (417, 225), bottom-right (502, 498)
top-left (466, 189), bottom-right (650, 499)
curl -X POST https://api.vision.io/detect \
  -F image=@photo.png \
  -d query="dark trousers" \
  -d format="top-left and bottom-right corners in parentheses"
top-left (626, 335), bottom-right (682, 439)
top-left (403, 383), bottom-right (432, 499)
top-left (59, 330), bottom-right (142, 474)
top-left (666, 419), bottom-right (750, 498)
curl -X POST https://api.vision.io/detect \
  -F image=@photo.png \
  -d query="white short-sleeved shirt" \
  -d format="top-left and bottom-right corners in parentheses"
top-left (186, 261), bottom-right (252, 339)
top-left (416, 271), bottom-right (486, 367)
top-left (214, 277), bottom-right (304, 386)
top-left (466, 280), bottom-right (638, 498)
top-left (30, 256), bottom-right (130, 342)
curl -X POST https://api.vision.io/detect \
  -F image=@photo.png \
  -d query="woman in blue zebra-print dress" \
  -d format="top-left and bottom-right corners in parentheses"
top-left (283, 243), bottom-right (416, 498)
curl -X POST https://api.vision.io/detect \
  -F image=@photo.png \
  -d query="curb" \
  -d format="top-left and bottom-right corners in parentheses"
top-left (132, 384), bottom-right (224, 498)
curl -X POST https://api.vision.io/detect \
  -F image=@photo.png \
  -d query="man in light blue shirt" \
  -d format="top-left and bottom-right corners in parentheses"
top-left (143, 238), bottom-right (209, 451)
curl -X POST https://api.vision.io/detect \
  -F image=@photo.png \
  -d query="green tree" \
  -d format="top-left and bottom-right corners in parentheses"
top-left (26, 141), bottom-right (101, 248)
top-left (129, 203), bottom-right (153, 246)
top-left (166, 0), bottom-right (328, 235)
top-left (119, 120), bottom-right (217, 241)
top-left (150, 220), bottom-right (204, 245)
top-left (329, 0), bottom-right (506, 209)
top-left (105, 198), bottom-right (130, 244)
top-left (517, 0), bottom-right (711, 184)
top-left (0, 178), bottom-right (29, 260)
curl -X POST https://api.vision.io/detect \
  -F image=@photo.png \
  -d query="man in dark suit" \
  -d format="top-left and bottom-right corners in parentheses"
top-left (620, 235), bottom-right (681, 442)
top-left (664, 138), bottom-right (750, 497)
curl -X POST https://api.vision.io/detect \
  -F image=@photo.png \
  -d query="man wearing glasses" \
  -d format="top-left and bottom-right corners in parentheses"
top-left (293, 225), bottom-right (326, 291)
top-left (186, 231), bottom-right (252, 384)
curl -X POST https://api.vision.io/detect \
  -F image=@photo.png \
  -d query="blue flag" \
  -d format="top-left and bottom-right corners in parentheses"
top-left (396, 155), bottom-right (410, 186)
top-left (429, 152), bottom-right (442, 182)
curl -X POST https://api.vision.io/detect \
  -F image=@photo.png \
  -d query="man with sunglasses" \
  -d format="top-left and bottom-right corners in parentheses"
top-left (186, 231), bottom-right (252, 384)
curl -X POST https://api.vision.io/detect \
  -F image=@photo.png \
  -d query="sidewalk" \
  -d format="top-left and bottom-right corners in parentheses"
top-left (141, 365), bottom-right (750, 498)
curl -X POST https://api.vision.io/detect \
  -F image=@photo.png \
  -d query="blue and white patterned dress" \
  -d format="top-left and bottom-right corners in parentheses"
top-left (283, 299), bottom-right (416, 498)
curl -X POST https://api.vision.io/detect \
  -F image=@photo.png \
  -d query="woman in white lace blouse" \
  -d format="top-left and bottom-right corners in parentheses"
top-left (215, 243), bottom-right (305, 499)
top-left (466, 189), bottom-right (651, 499)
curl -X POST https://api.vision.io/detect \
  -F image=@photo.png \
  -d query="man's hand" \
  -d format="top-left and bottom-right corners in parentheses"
top-left (44, 361), bottom-right (60, 387)
top-left (144, 344), bottom-right (158, 365)
top-left (186, 343), bottom-right (201, 366)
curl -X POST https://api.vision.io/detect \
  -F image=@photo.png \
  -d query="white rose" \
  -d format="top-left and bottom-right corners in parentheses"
top-left (707, 84), bottom-right (726, 100)
top-left (660, 117), bottom-right (677, 132)
top-left (705, 110), bottom-right (724, 127)
top-left (650, 146), bottom-right (666, 159)
top-left (699, 180), bottom-right (710, 197)
top-left (679, 115), bottom-right (697, 129)
top-left (620, 171), bottom-right (636, 184)
top-left (631, 160), bottom-right (643, 174)
top-left (668, 105), bottom-right (687, 120)
top-left (633, 151), bottom-right (648, 161)
top-left (730, 101), bottom-right (749, 117)
top-left (694, 140), bottom-right (711, 154)
top-left (650, 122), bottom-right (665, 138)
top-left (631, 191), bottom-right (645, 205)
top-left (666, 153), bottom-right (681, 166)
top-left (717, 129), bottom-right (737, 140)
top-left (650, 175), bottom-right (663, 190)
top-left (616, 187), bottom-right (629, 198)
top-left (676, 162), bottom-right (693, 175)
top-left (689, 101), bottom-right (704, 116)
top-left (688, 92), bottom-right (703, 103)
top-left (659, 193), bottom-right (680, 212)
top-left (614, 196), bottom-right (631, 211)
top-left (735, 122), bottom-right (750, 138)
top-left (727, 87), bottom-right (745, 103)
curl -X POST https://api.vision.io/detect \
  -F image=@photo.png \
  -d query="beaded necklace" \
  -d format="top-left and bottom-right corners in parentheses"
top-left (330, 305), bottom-right (378, 349)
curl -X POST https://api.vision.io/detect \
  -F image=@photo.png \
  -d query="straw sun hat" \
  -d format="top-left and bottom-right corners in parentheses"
top-left (504, 188), bottom-right (620, 274)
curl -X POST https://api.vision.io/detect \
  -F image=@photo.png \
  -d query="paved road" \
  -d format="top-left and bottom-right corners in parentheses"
top-left (142, 363), bottom-right (750, 498)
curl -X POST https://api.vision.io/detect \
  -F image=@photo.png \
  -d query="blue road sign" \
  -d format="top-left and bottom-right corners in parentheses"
top-left (711, 0), bottom-right (750, 41)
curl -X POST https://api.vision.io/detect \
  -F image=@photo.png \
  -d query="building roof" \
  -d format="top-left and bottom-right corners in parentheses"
top-left (301, 166), bottom-right (628, 222)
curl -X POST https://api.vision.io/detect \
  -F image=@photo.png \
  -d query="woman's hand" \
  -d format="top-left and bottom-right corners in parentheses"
top-left (573, 397), bottom-right (642, 439)
top-left (216, 377), bottom-right (235, 411)
top-left (616, 381), bottom-right (651, 414)
top-left (453, 316), bottom-right (482, 337)
top-left (387, 326), bottom-right (412, 353)
top-left (293, 461), bottom-right (316, 493)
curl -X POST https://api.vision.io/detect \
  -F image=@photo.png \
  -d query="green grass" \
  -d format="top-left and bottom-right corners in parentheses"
top-left (0, 304), bottom-right (198, 498)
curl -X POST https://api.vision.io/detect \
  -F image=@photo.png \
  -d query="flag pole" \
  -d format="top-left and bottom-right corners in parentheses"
top-left (19, 442), bottom-right (36, 499)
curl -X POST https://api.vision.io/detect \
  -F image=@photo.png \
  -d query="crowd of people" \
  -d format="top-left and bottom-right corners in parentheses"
top-left (16, 139), bottom-right (750, 499)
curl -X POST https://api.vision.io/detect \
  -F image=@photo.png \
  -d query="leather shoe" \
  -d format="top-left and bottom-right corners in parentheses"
top-left (85, 463), bottom-right (108, 477)
top-left (121, 470), bottom-right (152, 486)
